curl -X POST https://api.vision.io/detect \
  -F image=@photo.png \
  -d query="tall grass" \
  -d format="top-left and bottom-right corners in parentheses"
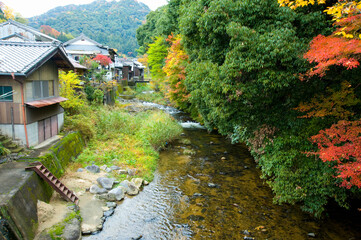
top-left (64, 103), bottom-right (182, 181)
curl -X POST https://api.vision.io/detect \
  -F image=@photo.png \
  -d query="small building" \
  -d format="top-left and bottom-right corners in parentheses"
top-left (64, 33), bottom-right (110, 61)
top-left (120, 59), bottom-right (145, 82)
top-left (0, 41), bottom-right (73, 147)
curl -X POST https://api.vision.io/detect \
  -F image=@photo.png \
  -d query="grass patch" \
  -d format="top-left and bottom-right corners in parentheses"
top-left (65, 102), bottom-right (182, 182)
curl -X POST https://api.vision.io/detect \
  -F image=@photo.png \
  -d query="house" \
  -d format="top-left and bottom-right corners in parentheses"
top-left (133, 60), bottom-right (145, 82)
top-left (0, 20), bottom-right (87, 74)
top-left (0, 19), bottom-right (59, 42)
top-left (120, 59), bottom-right (145, 83)
top-left (0, 41), bottom-right (74, 147)
top-left (64, 33), bottom-right (110, 61)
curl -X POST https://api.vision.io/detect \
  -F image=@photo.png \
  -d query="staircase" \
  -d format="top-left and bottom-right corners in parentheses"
top-left (0, 134), bottom-right (24, 154)
top-left (26, 162), bottom-right (79, 205)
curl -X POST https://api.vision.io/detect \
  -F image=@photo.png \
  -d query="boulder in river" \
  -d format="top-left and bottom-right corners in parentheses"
top-left (308, 233), bottom-right (316, 238)
top-left (97, 177), bottom-right (114, 190)
top-left (108, 187), bottom-right (126, 201)
top-left (131, 178), bottom-right (144, 189)
top-left (89, 185), bottom-right (108, 194)
top-left (106, 202), bottom-right (117, 208)
top-left (119, 180), bottom-right (139, 196)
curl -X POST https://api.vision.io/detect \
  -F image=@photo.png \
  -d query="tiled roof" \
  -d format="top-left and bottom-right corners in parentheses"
top-left (0, 41), bottom-right (60, 76)
top-left (0, 33), bottom-right (31, 41)
top-left (64, 33), bottom-right (107, 48)
top-left (0, 19), bottom-right (59, 42)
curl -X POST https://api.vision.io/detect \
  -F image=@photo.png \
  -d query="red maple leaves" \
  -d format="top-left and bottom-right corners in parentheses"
top-left (92, 54), bottom-right (112, 66)
top-left (304, 34), bottom-right (361, 77)
top-left (309, 120), bottom-right (361, 189)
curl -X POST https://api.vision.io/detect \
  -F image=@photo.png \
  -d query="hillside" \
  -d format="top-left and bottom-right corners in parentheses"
top-left (28, 0), bottom-right (150, 56)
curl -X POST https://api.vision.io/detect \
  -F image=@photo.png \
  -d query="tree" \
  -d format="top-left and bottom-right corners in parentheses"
top-left (309, 120), bottom-right (361, 189)
top-left (294, 81), bottom-right (360, 119)
top-left (0, 2), bottom-right (27, 24)
top-left (0, 1), bottom-right (14, 22)
top-left (40, 25), bottom-right (61, 38)
top-left (279, 0), bottom-right (361, 77)
top-left (163, 34), bottom-right (190, 109)
top-left (147, 36), bottom-right (168, 90)
top-left (92, 54), bottom-right (112, 67)
top-left (59, 71), bottom-right (85, 114)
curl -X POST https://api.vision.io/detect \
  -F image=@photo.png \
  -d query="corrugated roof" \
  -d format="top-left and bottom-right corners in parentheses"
top-left (0, 41), bottom-right (60, 76)
top-left (26, 97), bottom-right (67, 108)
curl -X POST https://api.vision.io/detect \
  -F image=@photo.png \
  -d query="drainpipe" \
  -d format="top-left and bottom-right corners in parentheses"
top-left (12, 74), bottom-right (29, 148)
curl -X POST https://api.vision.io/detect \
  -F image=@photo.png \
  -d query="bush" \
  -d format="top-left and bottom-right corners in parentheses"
top-left (0, 142), bottom-right (10, 156)
top-left (93, 89), bottom-right (104, 104)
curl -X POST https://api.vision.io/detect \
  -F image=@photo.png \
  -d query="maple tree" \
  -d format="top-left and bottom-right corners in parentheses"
top-left (92, 54), bottom-right (112, 67)
top-left (279, 0), bottom-right (361, 77)
top-left (309, 120), bottom-right (361, 189)
top-left (294, 81), bottom-right (360, 118)
top-left (163, 34), bottom-right (190, 109)
top-left (40, 25), bottom-right (61, 38)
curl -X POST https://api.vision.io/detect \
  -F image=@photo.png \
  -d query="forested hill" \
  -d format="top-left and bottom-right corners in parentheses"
top-left (28, 0), bottom-right (150, 56)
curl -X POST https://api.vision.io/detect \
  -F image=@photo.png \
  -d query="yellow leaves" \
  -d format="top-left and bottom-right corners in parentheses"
top-left (280, 0), bottom-right (361, 40)
top-left (278, 0), bottom-right (326, 9)
top-left (59, 70), bottom-right (85, 112)
top-left (0, 2), bottom-right (15, 20)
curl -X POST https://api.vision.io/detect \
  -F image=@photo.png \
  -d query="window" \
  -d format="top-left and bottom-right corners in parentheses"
top-left (33, 81), bottom-right (54, 100)
top-left (0, 86), bottom-right (13, 101)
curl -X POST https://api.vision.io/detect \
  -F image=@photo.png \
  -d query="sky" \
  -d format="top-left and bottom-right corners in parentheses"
top-left (2, 0), bottom-right (168, 18)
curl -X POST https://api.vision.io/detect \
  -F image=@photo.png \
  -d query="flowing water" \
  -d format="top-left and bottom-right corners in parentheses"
top-left (87, 102), bottom-right (361, 240)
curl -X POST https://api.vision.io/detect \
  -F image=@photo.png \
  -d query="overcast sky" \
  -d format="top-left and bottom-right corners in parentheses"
top-left (2, 0), bottom-right (167, 18)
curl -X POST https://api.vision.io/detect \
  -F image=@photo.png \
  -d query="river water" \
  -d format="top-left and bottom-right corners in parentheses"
top-left (87, 102), bottom-right (361, 240)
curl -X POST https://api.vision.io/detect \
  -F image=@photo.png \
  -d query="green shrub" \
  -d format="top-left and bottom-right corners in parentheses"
top-left (93, 89), bottom-right (104, 104)
top-left (0, 142), bottom-right (10, 156)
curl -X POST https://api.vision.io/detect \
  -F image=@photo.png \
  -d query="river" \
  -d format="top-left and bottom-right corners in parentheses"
top-left (86, 102), bottom-right (361, 240)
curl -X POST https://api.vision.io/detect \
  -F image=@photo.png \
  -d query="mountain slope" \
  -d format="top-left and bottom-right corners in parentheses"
top-left (28, 0), bottom-right (150, 56)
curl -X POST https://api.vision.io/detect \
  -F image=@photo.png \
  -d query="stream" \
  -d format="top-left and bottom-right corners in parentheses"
top-left (87, 101), bottom-right (361, 240)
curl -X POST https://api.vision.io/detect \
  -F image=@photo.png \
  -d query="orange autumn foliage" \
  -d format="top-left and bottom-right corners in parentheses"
top-left (308, 120), bottom-right (361, 189)
top-left (163, 34), bottom-right (190, 109)
top-left (40, 25), bottom-right (61, 38)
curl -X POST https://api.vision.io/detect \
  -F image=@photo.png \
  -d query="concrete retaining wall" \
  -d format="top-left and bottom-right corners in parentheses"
top-left (0, 131), bottom-right (85, 239)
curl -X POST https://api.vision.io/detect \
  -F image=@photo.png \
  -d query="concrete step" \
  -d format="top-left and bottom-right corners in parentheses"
top-left (2, 138), bottom-right (11, 145)
top-left (6, 143), bottom-right (18, 150)
top-left (0, 135), bottom-right (7, 142)
top-left (11, 147), bottom-right (24, 154)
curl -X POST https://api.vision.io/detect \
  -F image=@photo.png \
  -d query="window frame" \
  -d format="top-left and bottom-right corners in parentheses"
top-left (0, 86), bottom-right (13, 102)
top-left (32, 80), bottom-right (54, 100)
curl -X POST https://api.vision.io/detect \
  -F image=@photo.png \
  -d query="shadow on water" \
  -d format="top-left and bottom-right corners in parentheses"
top-left (86, 102), bottom-right (361, 240)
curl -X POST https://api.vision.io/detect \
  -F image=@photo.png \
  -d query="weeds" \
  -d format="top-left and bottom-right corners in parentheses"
top-left (65, 102), bottom-right (182, 182)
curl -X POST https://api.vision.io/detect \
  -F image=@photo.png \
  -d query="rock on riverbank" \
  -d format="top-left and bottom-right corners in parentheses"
top-left (35, 164), bottom-right (148, 239)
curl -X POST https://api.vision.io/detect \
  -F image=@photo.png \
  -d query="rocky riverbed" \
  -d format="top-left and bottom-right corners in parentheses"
top-left (35, 164), bottom-right (149, 239)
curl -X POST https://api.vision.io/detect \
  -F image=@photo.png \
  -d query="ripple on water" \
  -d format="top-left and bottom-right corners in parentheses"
top-left (86, 104), bottom-right (361, 240)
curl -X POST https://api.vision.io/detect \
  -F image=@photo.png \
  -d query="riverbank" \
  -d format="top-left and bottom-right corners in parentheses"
top-left (34, 99), bottom-right (182, 239)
